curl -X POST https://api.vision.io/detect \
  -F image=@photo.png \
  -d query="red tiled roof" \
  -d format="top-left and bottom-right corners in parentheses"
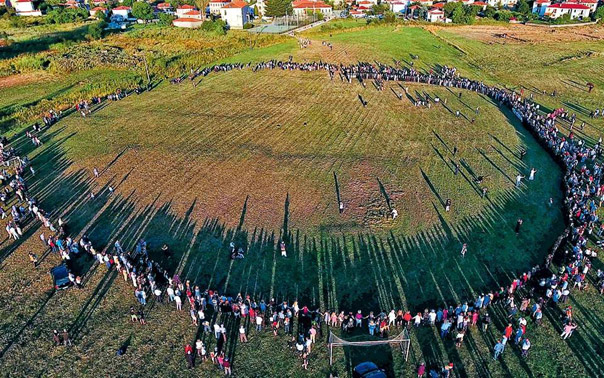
top-left (157, 2), bottom-right (172, 8)
top-left (177, 4), bottom-right (195, 9)
top-left (184, 10), bottom-right (201, 15)
top-left (292, 0), bottom-right (331, 8)
top-left (174, 17), bottom-right (203, 21)
top-left (113, 5), bottom-right (131, 10)
top-left (473, 1), bottom-right (487, 5)
top-left (548, 3), bottom-right (590, 9)
top-left (432, 2), bottom-right (445, 7)
top-left (91, 6), bottom-right (107, 11)
top-left (568, 0), bottom-right (597, 3)
top-left (209, 0), bottom-right (230, 3)
top-left (535, 0), bottom-right (550, 3)
top-left (429, 9), bottom-right (443, 13)
top-left (222, 0), bottom-right (247, 8)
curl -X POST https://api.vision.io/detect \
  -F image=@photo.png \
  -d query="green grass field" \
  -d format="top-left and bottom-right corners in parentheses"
top-left (0, 22), bottom-right (603, 377)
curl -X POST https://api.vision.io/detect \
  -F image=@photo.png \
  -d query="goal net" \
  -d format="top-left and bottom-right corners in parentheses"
top-left (327, 329), bottom-right (411, 365)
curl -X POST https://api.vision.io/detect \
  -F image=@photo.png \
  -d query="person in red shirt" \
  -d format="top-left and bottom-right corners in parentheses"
top-left (403, 311), bottom-right (412, 328)
top-left (503, 323), bottom-right (513, 343)
top-left (185, 344), bottom-right (194, 369)
top-left (223, 357), bottom-right (232, 376)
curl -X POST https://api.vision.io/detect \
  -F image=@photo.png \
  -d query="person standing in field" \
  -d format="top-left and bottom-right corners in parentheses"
top-left (460, 243), bottom-right (467, 258)
top-left (239, 324), bottom-right (248, 343)
top-left (280, 240), bottom-right (287, 257)
top-left (493, 340), bottom-right (505, 360)
top-left (185, 344), bottom-right (194, 369)
top-left (516, 174), bottom-right (524, 188)
top-left (529, 168), bottom-right (537, 181)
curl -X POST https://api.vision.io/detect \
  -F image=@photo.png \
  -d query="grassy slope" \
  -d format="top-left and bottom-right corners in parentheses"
top-left (0, 23), bottom-right (602, 377)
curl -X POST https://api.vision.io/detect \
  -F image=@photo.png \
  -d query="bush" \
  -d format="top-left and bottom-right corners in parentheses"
top-left (483, 5), bottom-right (496, 18)
top-left (9, 16), bottom-right (27, 28)
top-left (383, 10), bottom-right (396, 23)
top-left (494, 10), bottom-right (513, 21)
top-left (201, 20), bottom-right (226, 35)
top-left (14, 55), bottom-right (50, 71)
top-left (592, 6), bottom-right (604, 22)
top-left (158, 12), bottom-right (175, 26)
top-left (87, 20), bottom-right (107, 40)
top-left (243, 22), bottom-right (254, 29)
top-left (132, 2), bottom-right (154, 21)
top-left (46, 7), bottom-right (89, 24)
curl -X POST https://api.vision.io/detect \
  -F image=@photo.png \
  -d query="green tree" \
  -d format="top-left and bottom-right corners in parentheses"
top-left (592, 5), bottom-right (604, 22)
top-left (383, 10), bottom-right (396, 22)
top-left (370, 2), bottom-right (389, 15)
top-left (158, 12), bottom-right (175, 26)
top-left (451, 5), bottom-right (466, 23)
top-left (201, 19), bottom-right (226, 34)
top-left (264, 0), bottom-right (292, 17)
top-left (122, 0), bottom-right (135, 7)
top-left (516, 0), bottom-right (530, 15)
top-left (94, 9), bottom-right (108, 21)
top-left (254, 4), bottom-right (259, 16)
top-left (132, 1), bottom-right (154, 21)
top-left (443, 1), bottom-right (462, 18)
top-left (494, 9), bottom-right (513, 21)
top-left (483, 5), bottom-right (496, 18)
top-left (45, 8), bottom-right (88, 24)
top-left (87, 20), bottom-right (107, 40)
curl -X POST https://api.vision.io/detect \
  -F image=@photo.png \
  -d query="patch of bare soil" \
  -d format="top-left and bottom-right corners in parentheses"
top-left (0, 72), bottom-right (51, 89)
top-left (431, 24), bottom-right (604, 45)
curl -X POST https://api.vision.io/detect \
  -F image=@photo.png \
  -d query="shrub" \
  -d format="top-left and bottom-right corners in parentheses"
top-left (46, 7), bottom-right (89, 24)
top-left (132, 2), bottom-right (154, 22)
top-left (87, 20), bottom-right (107, 40)
top-left (243, 22), bottom-right (254, 29)
top-left (158, 12), bottom-right (175, 26)
top-left (14, 55), bottom-right (50, 71)
top-left (201, 19), bottom-right (226, 35)
top-left (9, 16), bottom-right (26, 28)
top-left (494, 10), bottom-right (513, 21)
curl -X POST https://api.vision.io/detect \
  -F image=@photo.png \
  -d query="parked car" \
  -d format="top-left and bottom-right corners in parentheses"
top-left (353, 362), bottom-right (387, 378)
top-left (50, 265), bottom-right (71, 290)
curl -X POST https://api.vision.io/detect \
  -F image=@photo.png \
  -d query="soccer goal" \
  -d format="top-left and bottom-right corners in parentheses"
top-left (328, 329), bottom-right (411, 366)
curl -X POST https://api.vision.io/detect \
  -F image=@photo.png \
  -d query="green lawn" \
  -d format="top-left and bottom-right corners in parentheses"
top-left (0, 22), bottom-right (603, 378)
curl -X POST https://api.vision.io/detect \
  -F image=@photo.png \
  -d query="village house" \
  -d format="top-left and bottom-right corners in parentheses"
top-left (544, 2), bottom-right (591, 18)
top-left (90, 6), bottom-right (108, 18)
top-left (532, 0), bottom-right (551, 15)
top-left (14, 0), bottom-right (42, 16)
top-left (172, 16), bottom-right (204, 27)
top-left (486, 0), bottom-right (517, 8)
top-left (387, 0), bottom-right (408, 14)
top-left (156, 2), bottom-right (173, 13)
top-left (349, 9), bottom-right (365, 17)
top-left (220, 0), bottom-right (250, 29)
top-left (175, 4), bottom-right (196, 18)
top-left (209, 0), bottom-right (230, 15)
top-left (472, 1), bottom-right (487, 10)
top-left (427, 8), bottom-right (445, 21)
top-left (292, 0), bottom-right (333, 17)
top-left (566, 0), bottom-right (597, 12)
top-left (0, 0), bottom-right (11, 7)
top-left (111, 5), bottom-right (131, 19)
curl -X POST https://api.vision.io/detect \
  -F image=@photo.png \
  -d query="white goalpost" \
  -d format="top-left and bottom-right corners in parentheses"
top-left (328, 329), bottom-right (411, 366)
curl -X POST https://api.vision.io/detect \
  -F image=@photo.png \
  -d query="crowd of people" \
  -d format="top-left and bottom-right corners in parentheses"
top-left (2, 58), bottom-right (602, 376)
